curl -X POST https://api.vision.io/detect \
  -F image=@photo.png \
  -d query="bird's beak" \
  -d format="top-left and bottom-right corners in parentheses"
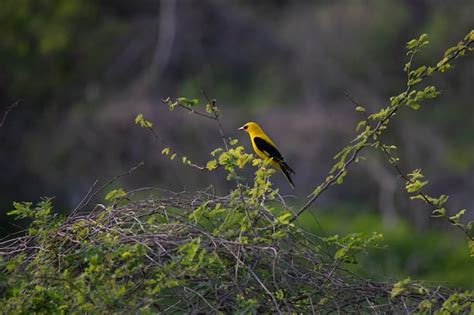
top-left (238, 126), bottom-right (245, 131)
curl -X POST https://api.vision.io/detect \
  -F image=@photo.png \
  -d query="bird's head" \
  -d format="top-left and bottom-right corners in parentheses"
top-left (238, 122), bottom-right (261, 134)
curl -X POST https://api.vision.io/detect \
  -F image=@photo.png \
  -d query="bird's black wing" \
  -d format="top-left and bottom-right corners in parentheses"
top-left (254, 136), bottom-right (295, 187)
top-left (253, 137), bottom-right (284, 162)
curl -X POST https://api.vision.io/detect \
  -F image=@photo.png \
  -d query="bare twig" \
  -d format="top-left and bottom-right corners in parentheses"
top-left (201, 90), bottom-right (229, 150)
top-left (70, 161), bottom-right (144, 215)
top-left (0, 99), bottom-right (21, 128)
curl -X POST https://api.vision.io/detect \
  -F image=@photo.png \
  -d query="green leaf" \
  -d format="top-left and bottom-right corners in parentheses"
top-left (418, 33), bottom-right (428, 43)
top-left (134, 113), bottom-right (153, 128)
top-left (334, 248), bottom-right (347, 260)
top-left (161, 147), bottom-right (170, 155)
top-left (449, 209), bottom-right (466, 224)
top-left (134, 113), bottom-right (143, 124)
top-left (206, 159), bottom-right (218, 170)
top-left (391, 277), bottom-right (411, 299)
top-left (210, 148), bottom-right (224, 157)
top-left (168, 102), bottom-right (177, 111)
top-left (406, 39), bottom-right (418, 49)
top-left (276, 212), bottom-right (292, 225)
top-left (143, 120), bottom-right (153, 128)
top-left (417, 299), bottom-right (433, 311)
top-left (356, 120), bottom-right (366, 132)
top-left (177, 97), bottom-right (199, 106)
top-left (431, 208), bottom-right (446, 218)
top-left (409, 103), bottom-right (420, 110)
top-left (105, 188), bottom-right (126, 201)
top-left (336, 171), bottom-right (347, 184)
top-left (34, 285), bottom-right (45, 292)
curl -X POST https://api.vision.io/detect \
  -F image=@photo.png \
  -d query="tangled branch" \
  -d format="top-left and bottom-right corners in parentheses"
top-left (1, 190), bottom-right (470, 313)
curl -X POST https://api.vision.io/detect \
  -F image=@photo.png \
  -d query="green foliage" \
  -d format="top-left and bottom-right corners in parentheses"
top-left (297, 210), bottom-right (474, 288)
top-left (437, 291), bottom-right (474, 314)
top-left (304, 29), bottom-right (474, 241)
top-left (7, 197), bottom-right (58, 237)
top-left (206, 159), bottom-right (218, 170)
top-left (162, 96), bottom-right (203, 112)
top-left (105, 188), bottom-right (127, 202)
top-left (325, 232), bottom-right (383, 264)
top-left (5, 195), bottom-right (466, 313)
top-left (405, 169), bottom-right (429, 193)
top-left (134, 114), bottom-right (153, 128)
top-left (391, 277), bottom-right (414, 299)
top-left (2, 30), bottom-right (474, 313)
top-left (2, 93), bottom-right (302, 312)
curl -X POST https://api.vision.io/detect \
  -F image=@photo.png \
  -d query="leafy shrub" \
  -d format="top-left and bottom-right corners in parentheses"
top-left (1, 30), bottom-right (473, 313)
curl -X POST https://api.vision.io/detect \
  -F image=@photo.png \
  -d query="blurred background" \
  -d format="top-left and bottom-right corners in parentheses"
top-left (1, 0), bottom-right (473, 286)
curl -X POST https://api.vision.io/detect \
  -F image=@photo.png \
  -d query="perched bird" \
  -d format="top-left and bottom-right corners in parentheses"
top-left (238, 122), bottom-right (295, 188)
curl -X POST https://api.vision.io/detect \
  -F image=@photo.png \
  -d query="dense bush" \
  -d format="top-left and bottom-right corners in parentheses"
top-left (1, 192), bottom-right (472, 313)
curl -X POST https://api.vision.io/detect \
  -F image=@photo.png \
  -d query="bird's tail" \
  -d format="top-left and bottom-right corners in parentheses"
top-left (279, 161), bottom-right (295, 188)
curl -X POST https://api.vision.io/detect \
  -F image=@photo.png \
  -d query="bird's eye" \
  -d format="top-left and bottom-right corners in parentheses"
top-left (244, 125), bottom-right (248, 130)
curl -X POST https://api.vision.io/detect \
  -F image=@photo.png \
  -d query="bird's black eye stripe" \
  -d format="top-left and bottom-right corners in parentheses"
top-left (244, 125), bottom-right (248, 129)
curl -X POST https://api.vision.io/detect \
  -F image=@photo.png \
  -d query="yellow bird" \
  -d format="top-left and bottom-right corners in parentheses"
top-left (238, 122), bottom-right (295, 188)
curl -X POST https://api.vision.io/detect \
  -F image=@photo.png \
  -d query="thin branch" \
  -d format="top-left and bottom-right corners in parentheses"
top-left (145, 125), bottom-right (207, 171)
top-left (0, 99), bottom-right (21, 128)
top-left (161, 98), bottom-right (216, 120)
top-left (1, 189), bottom-right (467, 313)
top-left (380, 145), bottom-right (473, 240)
top-left (347, 88), bottom-right (473, 240)
top-left (289, 36), bottom-right (473, 223)
top-left (71, 179), bottom-right (99, 215)
top-left (201, 90), bottom-right (229, 150)
top-left (290, 97), bottom-right (401, 224)
top-left (222, 242), bottom-right (282, 314)
top-left (345, 93), bottom-right (370, 122)
top-left (70, 161), bottom-right (144, 215)
top-left (348, 88), bottom-right (472, 240)
top-left (201, 89), bottom-right (248, 206)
